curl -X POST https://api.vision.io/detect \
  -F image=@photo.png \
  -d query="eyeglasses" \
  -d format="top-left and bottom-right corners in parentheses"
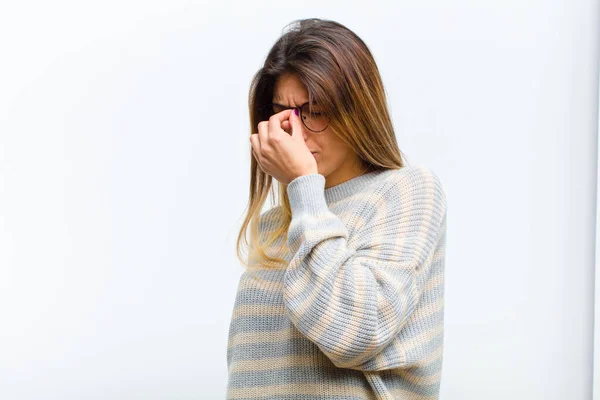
top-left (259, 101), bottom-right (330, 133)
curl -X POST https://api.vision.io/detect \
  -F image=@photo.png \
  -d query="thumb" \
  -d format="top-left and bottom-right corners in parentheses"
top-left (289, 108), bottom-right (304, 142)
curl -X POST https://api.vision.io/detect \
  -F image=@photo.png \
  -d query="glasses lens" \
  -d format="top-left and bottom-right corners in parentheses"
top-left (301, 103), bottom-right (329, 132)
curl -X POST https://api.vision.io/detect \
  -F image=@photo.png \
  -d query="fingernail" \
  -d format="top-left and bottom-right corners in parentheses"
top-left (294, 108), bottom-right (299, 116)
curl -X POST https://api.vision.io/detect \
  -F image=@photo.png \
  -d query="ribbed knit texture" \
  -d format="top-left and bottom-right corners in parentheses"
top-left (227, 164), bottom-right (447, 400)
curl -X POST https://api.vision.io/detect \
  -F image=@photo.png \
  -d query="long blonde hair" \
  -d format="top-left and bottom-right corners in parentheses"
top-left (236, 18), bottom-right (407, 273)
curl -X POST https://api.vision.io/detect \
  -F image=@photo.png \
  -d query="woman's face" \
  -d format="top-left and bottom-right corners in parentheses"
top-left (272, 72), bottom-right (368, 188)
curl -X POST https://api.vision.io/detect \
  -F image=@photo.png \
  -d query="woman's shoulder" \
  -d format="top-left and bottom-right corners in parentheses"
top-left (370, 164), bottom-right (443, 190)
top-left (383, 164), bottom-right (443, 184)
top-left (372, 164), bottom-right (447, 208)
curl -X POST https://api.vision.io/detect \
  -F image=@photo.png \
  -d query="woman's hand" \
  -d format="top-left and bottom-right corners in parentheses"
top-left (250, 108), bottom-right (318, 185)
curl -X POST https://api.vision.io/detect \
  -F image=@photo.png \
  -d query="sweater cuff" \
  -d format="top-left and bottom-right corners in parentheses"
top-left (286, 173), bottom-right (330, 217)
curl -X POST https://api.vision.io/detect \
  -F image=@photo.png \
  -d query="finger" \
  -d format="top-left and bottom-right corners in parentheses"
top-left (268, 108), bottom-right (294, 137)
top-left (250, 133), bottom-right (262, 160)
top-left (280, 120), bottom-right (291, 135)
top-left (269, 107), bottom-right (294, 127)
top-left (250, 136), bottom-right (264, 172)
top-left (286, 107), bottom-right (304, 141)
top-left (257, 120), bottom-right (270, 154)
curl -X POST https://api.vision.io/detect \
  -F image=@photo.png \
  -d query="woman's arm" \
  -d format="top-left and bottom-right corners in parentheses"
top-left (283, 165), bottom-right (447, 370)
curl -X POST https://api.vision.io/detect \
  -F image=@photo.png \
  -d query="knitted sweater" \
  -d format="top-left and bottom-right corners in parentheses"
top-left (226, 165), bottom-right (447, 400)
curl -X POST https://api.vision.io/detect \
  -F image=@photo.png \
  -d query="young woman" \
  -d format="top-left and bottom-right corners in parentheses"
top-left (227, 18), bottom-right (448, 400)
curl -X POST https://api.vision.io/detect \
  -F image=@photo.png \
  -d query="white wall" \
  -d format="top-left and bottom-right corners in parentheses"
top-left (1, 1), bottom-right (598, 399)
top-left (594, 40), bottom-right (600, 400)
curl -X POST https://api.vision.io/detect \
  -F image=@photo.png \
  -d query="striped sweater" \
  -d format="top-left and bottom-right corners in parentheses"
top-left (227, 165), bottom-right (447, 400)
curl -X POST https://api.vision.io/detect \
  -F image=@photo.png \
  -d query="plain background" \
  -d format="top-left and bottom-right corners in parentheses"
top-left (1, 1), bottom-right (599, 399)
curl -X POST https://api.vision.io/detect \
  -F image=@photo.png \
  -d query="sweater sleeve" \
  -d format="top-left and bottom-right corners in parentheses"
top-left (283, 166), bottom-right (447, 370)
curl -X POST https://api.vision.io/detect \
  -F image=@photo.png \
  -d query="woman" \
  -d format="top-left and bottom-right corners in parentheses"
top-left (227, 18), bottom-right (447, 400)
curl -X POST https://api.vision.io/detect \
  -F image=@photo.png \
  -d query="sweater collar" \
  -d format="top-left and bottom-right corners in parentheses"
top-left (323, 167), bottom-right (394, 204)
